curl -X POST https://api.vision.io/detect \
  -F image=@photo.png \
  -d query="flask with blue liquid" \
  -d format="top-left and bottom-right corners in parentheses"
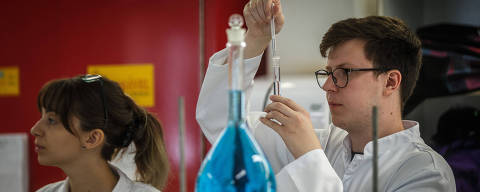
top-left (195, 14), bottom-right (276, 192)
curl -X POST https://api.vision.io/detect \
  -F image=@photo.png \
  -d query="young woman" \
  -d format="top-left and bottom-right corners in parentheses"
top-left (31, 74), bottom-right (169, 192)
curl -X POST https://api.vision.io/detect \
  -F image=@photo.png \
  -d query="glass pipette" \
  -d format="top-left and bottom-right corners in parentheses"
top-left (271, 3), bottom-right (280, 95)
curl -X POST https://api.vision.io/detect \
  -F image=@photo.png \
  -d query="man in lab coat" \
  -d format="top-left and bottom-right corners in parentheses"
top-left (196, 0), bottom-right (456, 191)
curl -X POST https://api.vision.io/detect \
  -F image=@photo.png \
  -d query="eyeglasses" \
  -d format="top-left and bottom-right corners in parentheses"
top-left (81, 74), bottom-right (108, 129)
top-left (315, 68), bottom-right (388, 88)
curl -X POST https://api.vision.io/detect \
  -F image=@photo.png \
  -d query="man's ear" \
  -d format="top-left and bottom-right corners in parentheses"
top-left (383, 69), bottom-right (402, 96)
top-left (81, 129), bottom-right (105, 150)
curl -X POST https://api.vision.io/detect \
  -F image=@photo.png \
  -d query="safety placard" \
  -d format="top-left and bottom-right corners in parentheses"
top-left (87, 64), bottom-right (154, 107)
top-left (0, 67), bottom-right (20, 96)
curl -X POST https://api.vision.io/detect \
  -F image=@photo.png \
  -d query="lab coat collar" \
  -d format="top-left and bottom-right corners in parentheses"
top-left (57, 180), bottom-right (68, 192)
top-left (59, 164), bottom-right (133, 192)
top-left (341, 120), bottom-right (421, 158)
top-left (111, 164), bottom-right (134, 192)
top-left (364, 120), bottom-right (421, 156)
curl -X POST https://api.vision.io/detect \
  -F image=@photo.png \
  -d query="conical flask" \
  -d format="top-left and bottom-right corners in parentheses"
top-left (195, 14), bottom-right (276, 192)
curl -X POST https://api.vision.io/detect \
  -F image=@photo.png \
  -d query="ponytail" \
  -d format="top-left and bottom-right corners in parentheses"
top-left (107, 92), bottom-right (169, 190)
top-left (132, 109), bottom-right (169, 189)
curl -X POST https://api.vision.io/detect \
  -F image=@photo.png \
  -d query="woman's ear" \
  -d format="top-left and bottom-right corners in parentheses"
top-left (383, 69), bottom-right (402, 96)
top-left (81, 129), bottom-right (105, 150)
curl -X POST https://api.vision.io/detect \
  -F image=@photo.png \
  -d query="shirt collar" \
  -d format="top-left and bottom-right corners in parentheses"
top-left (111, 164), bottom-right (134, 192)
top-left (58, 179), bottom-right (69, 192)
top-left (363, 120), bottom-right (421, 156)
top-left (341, 120), bottom-right (422, 157)
top-left (61, 164), bottom-right (134, 192)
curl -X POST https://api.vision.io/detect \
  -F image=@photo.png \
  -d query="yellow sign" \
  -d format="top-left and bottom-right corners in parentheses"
top-left (0, 67), bottom-right (20, 96)
top-left (87, 64), bottom-right (154, 107)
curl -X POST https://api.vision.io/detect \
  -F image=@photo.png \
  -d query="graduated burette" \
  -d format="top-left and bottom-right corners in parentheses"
top-left (271, 3), bottom-right (280, 95)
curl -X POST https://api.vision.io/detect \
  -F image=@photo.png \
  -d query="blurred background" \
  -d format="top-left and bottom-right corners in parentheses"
top-left (0, 0), bottom-right (478, 191)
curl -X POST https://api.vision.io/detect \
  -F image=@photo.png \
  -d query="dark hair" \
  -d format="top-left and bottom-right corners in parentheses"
top-left (37, 75), bottom-right (169, 190)
top-left (320, 16), bottom-right (422, 109)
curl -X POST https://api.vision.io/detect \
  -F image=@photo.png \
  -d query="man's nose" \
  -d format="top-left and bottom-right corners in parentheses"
top-left (322, 75), bottom-right (338, 92)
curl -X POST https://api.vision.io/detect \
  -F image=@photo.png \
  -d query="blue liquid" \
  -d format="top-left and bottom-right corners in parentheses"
top-left (196, 90), bottom-right (276, 192)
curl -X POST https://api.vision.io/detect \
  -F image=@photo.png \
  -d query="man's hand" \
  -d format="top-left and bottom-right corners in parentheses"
top-left (260, 95), bottom-right (322, 159)
top-left (243, 0), bottom-right (285, 59)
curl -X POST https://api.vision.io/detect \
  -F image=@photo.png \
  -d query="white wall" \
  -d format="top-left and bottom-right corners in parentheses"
top-left (274, 0), bottom-right (479, 75)
top-left (274, 0), bottom-right (378, 75)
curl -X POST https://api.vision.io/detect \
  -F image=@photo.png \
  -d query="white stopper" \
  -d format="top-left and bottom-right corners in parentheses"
top-left (226, 14), bottom-right (246, 43)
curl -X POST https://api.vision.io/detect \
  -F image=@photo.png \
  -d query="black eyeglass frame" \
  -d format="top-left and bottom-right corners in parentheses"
top-left (315, 68), bottom-right (390, 88)
top-left (81, 74), bottom-right (109, 130)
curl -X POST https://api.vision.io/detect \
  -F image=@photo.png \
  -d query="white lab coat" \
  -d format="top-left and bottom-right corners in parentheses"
top-left (35, 164), bottom-right (160, 192)
top-left (196, 48), bottom-right (456, 192)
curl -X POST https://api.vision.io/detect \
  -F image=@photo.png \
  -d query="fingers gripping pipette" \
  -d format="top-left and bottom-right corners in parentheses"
top-left (271, 2), bottom-right (280, 95)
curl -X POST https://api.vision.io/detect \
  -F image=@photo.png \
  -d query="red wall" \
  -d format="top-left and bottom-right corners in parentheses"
top-left (204, 0), bottom-right (248, 69)
top-left (204, 0), bottom-right (265, 79)
top-left (0, 0), bottom-right (248, 191)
